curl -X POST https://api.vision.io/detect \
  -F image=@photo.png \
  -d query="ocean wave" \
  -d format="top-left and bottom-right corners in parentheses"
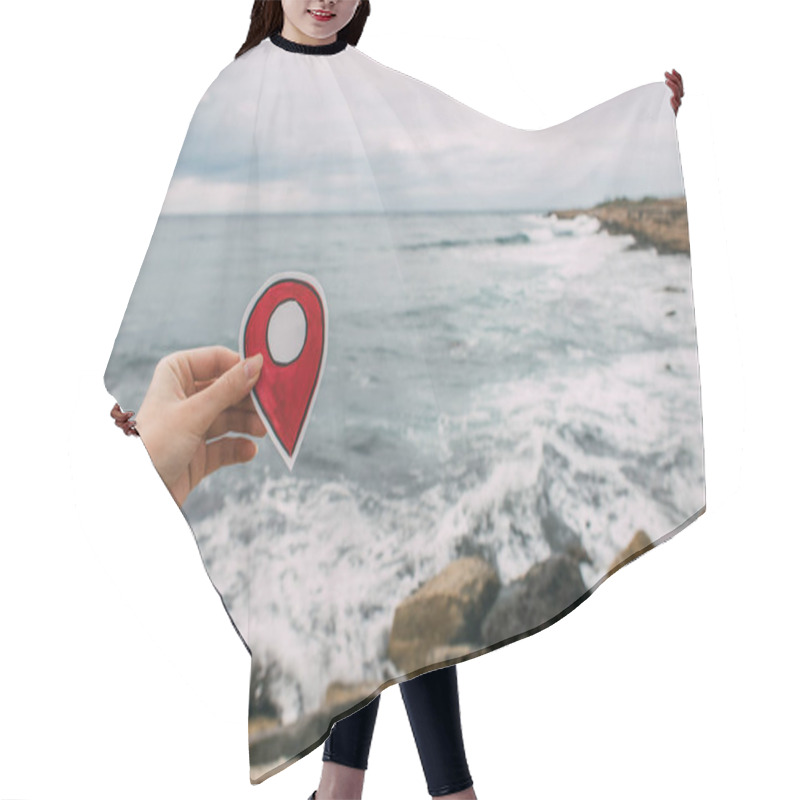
top-left (401, 231), bottom-right (532, 251)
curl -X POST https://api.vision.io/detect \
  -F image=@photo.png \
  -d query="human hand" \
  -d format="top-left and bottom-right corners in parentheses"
top-left (132, 346), bottom-right (267, 507)
top-left (111, 402), bottom-right (139, 436)
top-left (665, 69), bottom-right (684, 116)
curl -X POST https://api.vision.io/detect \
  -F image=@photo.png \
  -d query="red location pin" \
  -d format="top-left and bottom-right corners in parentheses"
top-left (239, 272), bottom-right (328, 471)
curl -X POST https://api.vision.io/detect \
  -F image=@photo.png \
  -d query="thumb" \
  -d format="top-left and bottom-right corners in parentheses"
top-left (186, 352), bottom-right (263, 435)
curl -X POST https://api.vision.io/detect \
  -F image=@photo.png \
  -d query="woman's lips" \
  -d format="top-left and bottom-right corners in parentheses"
top-left (308, 9), bottom-right (335, 21)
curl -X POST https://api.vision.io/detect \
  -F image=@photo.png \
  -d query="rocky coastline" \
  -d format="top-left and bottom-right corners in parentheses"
top-left (248, 529), bottom-right (655, 779)
top-left (551, 196), bottom-right (690, 255)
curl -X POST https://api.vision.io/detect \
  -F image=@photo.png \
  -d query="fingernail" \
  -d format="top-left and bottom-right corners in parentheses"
top-left (244, 353), bottom-right (263, 381)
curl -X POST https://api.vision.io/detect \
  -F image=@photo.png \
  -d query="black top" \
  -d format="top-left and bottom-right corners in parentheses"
top-left (269, 32), bottom-right (348, 56)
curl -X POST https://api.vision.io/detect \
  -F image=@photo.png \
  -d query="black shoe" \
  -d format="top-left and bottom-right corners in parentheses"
top-left (307, 792), bottom-right (317, 800)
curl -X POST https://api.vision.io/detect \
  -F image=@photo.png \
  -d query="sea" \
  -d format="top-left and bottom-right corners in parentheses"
top-left (105, 209), bottom-right (705, 721)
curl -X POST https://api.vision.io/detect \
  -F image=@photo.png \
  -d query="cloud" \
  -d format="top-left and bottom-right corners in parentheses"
top-left (161, 42), bottom-right (683, 215)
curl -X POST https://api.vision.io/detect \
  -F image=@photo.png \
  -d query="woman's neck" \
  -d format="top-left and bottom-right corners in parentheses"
top-left (269, 31), bottom-right (348, 56)
top-left (280, 19), bottom-right (337, 47)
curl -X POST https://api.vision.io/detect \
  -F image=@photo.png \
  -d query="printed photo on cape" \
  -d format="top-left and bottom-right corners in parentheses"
top-left (104, 28), bottom-right (704, 784)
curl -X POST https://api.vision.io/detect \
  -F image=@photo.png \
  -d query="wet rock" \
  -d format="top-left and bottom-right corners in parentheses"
top-left (388, 556), bottom-right (500, 673)
top-left (324, 680), bottom-right (381, 710)
top-left (249, 680), bottom-right (381, 768)
top-left (538, 490), bottom-right (593, 566)
top-left (607, 529), bottom-right (652, 574)
top-left (427, 642), bottom-right (479, 665)
top-left (481, 554), bottom-right (588, 644)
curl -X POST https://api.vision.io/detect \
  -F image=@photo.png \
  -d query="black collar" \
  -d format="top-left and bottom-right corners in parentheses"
top-left (269, 32), bottom-right (348, 56)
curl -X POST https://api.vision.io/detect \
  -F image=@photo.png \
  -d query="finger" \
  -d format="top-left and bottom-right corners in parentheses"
top-left (111, 404), bottom-right (134, 423)
top-left (192, 369), bottom-right (265, 398)
top-left (173, 346), bottom-right (242, 385)
top-left (665, 79), bottom-right (682, 115)
top-left (192, 378), bottom-right (215, 394)
top-left (665, 70), bottom-right (683, 95)
top-left (217, 390), bottom-right (263, 414)
top-left (192, 383), bottom-right (265, 423)
top-left (206, 407), bottom-right (268, 439)
top-left (184, 353), bottom-right (263, 435)
top-left (204, 436), bottom-right (258, 478)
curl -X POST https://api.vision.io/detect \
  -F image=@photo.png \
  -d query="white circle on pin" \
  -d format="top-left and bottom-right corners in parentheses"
top-left (267, 300), bottom-right (307, 365)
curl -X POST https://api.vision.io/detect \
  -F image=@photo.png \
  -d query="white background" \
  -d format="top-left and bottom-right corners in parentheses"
top-left (1, 1), bottom-right (797, 798)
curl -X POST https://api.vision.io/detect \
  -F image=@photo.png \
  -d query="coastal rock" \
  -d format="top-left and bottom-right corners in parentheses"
top-left (325, 679), bottom-right (382, 710)
top-left (250, 533), bottom-right (656, 767)
top-left (248, 714), bottom-right (279, 741)
top-left (426, 642), bottom-right (480, 665)
top-left (537, 477), bottom-right (593, 566)
top-left (388, 556), bottom-right (500, 673)
top-left (552, 197), bottom-right (689, 255)
top-left (249, 679), bottom-right (381, 767)
top-left (249, 704), bottom-right (330, 767)
top-left (607, 529), bottom-right (652, 574)
top-left (480, 554), bottom-right (588, 644)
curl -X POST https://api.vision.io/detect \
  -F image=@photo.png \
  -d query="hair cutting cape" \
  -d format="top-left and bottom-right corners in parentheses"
top-left (104, 32), bottom-right (705, 784)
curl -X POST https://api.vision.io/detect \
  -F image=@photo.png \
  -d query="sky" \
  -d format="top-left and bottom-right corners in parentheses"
top-left (162, 39), bottom-right (686, 215)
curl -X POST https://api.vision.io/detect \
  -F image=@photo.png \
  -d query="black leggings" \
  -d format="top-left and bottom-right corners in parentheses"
top-left (323, 664), bottom-right (473, 797)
